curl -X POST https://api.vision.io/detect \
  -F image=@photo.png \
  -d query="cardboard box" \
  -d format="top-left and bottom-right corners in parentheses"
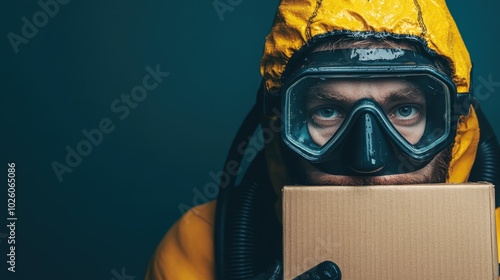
top-left (283, 183), bottom-right (498, 280)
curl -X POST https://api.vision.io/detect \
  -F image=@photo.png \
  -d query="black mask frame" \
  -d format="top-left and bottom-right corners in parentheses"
top-left (264, 48), bottom-right (471, 175)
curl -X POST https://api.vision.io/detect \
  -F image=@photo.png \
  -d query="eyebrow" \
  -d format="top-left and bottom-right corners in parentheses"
top-left (306, 86), bottom-right (425, 104)
top-left (383, 87), bottom-right (425, 103)
top-left (306, 88), bottom-right (351, 103)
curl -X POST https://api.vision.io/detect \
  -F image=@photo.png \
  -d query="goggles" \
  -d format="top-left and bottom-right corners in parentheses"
top-left (269, 48), bottom-right (470, 175)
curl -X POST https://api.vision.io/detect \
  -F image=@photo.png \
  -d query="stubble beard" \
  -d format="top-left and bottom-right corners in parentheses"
top-left (286, 145), bottom-right (453, 186)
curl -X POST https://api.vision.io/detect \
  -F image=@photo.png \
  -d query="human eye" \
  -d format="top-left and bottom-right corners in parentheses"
top-left (308, 105), bottom-right (344, 128)
top-left (316, 107), bottom-right (341, 119)
top-left (395, 106), bottom-right (417, 118)
top-left (388, 104), bottom-right (424, 126)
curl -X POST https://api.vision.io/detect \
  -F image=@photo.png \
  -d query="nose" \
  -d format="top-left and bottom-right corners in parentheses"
top-left (341, 113), bottom-right (393, 174)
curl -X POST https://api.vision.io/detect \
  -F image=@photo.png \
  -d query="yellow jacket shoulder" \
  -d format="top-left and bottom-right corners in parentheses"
top-left (144, 201), bottom-right (216, 280)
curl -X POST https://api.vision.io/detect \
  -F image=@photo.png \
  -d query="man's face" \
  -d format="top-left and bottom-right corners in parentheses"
top-left (284, 77), bottom-right (453, 186)
top-left (306, 78), bottom-right (427, 147)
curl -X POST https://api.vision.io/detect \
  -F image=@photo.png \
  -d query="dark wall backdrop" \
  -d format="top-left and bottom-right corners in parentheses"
top-left (1, 1), bottom-right (499, 279)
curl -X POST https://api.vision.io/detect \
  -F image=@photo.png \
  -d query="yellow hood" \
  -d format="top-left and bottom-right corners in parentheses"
top-left (260, 0), bottom-right (479, 183)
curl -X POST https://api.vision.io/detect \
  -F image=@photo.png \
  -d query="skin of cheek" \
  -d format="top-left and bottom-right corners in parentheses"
top-left (308, 126), bottom-right (334, 146)
top-left (394, 116), bottom-right (427, 144)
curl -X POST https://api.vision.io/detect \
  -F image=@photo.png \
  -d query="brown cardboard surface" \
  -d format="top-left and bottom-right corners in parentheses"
top-left (283, 183), bottom-right (498, 280)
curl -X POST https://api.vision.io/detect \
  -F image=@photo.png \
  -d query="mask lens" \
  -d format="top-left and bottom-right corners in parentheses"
top-left (283, 75), bottom-right (451, 160)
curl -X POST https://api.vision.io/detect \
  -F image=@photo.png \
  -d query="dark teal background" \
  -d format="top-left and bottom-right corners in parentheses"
top-left (0, 1), bottom-right (499, 279)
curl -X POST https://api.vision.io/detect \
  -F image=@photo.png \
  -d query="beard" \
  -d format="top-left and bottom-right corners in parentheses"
top-left (284, 145), bottom-right (453, 186)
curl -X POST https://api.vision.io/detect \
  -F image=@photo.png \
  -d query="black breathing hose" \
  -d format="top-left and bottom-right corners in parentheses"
top-left (223, 181), bottom-right (261, 279)
top-left (214, 100), bottom-right (263, 280)
top-left (468, 106), bottom-right (500, 206)
top-left (222, 151), bottom-right (279, 280)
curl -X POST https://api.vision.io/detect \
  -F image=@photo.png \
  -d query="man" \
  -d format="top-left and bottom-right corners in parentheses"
top-left (145, 0), bottom-right (500, 279)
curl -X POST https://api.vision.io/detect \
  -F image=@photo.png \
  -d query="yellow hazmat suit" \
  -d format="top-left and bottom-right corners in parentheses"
top-left (144, 0), bottom-right (498, 279)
